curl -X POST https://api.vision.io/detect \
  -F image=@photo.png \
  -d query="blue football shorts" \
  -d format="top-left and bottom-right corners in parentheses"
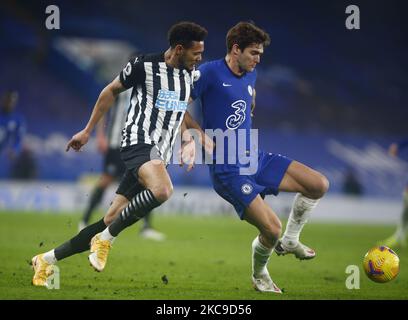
top-left (209, 151), bottom-right (293, 219)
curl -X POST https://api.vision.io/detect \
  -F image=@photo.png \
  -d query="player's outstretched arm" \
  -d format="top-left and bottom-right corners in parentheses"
top-left (66, 77), bottom-right (126, 152)
top-left (96, 115), bottom-right (108, 154)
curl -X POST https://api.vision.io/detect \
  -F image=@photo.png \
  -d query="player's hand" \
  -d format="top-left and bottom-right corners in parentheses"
top-left (201, 133), bottom-right (215, 156)
top-left (179, 139), bottom-right (196, 172)
top-left (388, 143), bottom-right (398, 157)
top-left (66, 130), bottom-right (90, 152)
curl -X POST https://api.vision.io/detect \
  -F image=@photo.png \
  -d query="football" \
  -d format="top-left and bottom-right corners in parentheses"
top-left (363, 246), bottom-right (400, 283)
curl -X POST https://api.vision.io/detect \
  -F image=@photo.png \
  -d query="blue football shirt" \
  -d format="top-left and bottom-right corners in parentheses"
top-left (191, 58), bottom-right (257, 166)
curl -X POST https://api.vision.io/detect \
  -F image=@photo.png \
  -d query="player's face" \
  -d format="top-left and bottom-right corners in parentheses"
top-left (180, 41), bottom-right (204, 71)
top-left (237, 43), bottom-right (264, 72)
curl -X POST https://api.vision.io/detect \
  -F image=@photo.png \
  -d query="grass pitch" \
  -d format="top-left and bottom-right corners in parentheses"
top-left (0, 211), bottom-right (407, 300)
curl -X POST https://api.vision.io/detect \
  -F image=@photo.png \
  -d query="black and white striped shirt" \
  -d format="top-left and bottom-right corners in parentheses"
top-left (106, 90), bottom-right (131, 149)
top-left (119, 52), bottom-right (192, 164)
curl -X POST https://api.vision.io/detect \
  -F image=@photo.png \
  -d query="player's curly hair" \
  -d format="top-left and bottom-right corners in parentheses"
top-left (168, 21), bottom-right (208, 49)
top-left (226, 21), bottom-right (270, 52)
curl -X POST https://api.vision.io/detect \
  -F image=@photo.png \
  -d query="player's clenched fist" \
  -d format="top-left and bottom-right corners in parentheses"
top-left (66, 130), bottom-right (90, 152)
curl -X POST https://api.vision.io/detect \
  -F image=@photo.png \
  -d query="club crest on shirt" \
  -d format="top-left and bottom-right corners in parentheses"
top-left (241, 183), bottom-right (253, 195)
top-left (193, 70), bottom-right (201, 82)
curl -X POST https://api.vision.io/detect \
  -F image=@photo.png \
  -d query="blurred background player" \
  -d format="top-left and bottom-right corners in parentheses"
top-left (0, 90), bottom-right (26, 161)
top-left (380, 139), bottom-right (408, 248)
top-left (0, 90), bottom-right (36, 179)
top-left (342, 166), bottom-right (363, 197)
top-left (78, 61), bottom-right (165, 241)
top-left (190, 22), bottom-right (329, 293)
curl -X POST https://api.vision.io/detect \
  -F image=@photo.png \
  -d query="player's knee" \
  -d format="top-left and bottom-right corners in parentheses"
top-left (309, 174), bottom-right (329, 199)
top-left (152, 184), bottom-right (173, 203)
top-left (262, 222), bottom-right (281, 244)
top-left (99, 177), bottom-right (113, 188)
top-left (319, 174), bottom-right (330, 196)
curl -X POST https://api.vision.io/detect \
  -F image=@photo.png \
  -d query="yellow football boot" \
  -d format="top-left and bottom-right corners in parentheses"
top-left (88, 233), bottom-right (112, 272)
top-left (31, 254), bottom-right (53, 287)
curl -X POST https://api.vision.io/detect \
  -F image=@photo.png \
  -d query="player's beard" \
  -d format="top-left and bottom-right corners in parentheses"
top-left (183, 60), bottom-right (193, 71)
top-left (237, 58), bottom-right (250, 73)
top-left (179, 54), bottom-right (193, 71)
top-left (237, 63), bottom-right (248, 74)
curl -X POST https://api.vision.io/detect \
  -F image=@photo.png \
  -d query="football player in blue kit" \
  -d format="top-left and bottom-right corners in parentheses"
top-left (0, 90), bottom-right (25, 159)
top-left (189, 22), bottom-right (329, 293)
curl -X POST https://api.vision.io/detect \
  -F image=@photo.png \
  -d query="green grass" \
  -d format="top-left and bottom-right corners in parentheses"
top-left (0, 211), bottom-right (407, 300)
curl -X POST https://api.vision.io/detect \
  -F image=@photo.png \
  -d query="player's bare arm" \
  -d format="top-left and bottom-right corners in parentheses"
top-left (184, 107), bottom-right (214, 154)
top-left (95, 115), bottom-right (108, 154)
top-left (66, 77), bottom-right (126, 152)
top-left (179, 110), bottom-right (214, 171)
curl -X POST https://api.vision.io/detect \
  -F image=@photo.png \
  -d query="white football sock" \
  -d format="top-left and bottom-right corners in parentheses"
top-left (252, 235), bottom-right (274, 277)
top-left (43, 250), bottom-right (57, 264)
top-left (282, 193), bottom-right (320, 248)
top-left (100, 228), bottom-right (116, 243)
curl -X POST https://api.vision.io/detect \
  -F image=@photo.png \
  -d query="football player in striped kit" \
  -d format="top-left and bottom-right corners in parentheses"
top-left (31, 22), bottom-right (209, 286)
top-left (78, 85), bottom-right (166, 242)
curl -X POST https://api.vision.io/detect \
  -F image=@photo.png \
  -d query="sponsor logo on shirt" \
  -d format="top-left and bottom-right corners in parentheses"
top-left (155, 89), bottom-right (188, 111)
top-left (226, 100), bottom-right (246, 130)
